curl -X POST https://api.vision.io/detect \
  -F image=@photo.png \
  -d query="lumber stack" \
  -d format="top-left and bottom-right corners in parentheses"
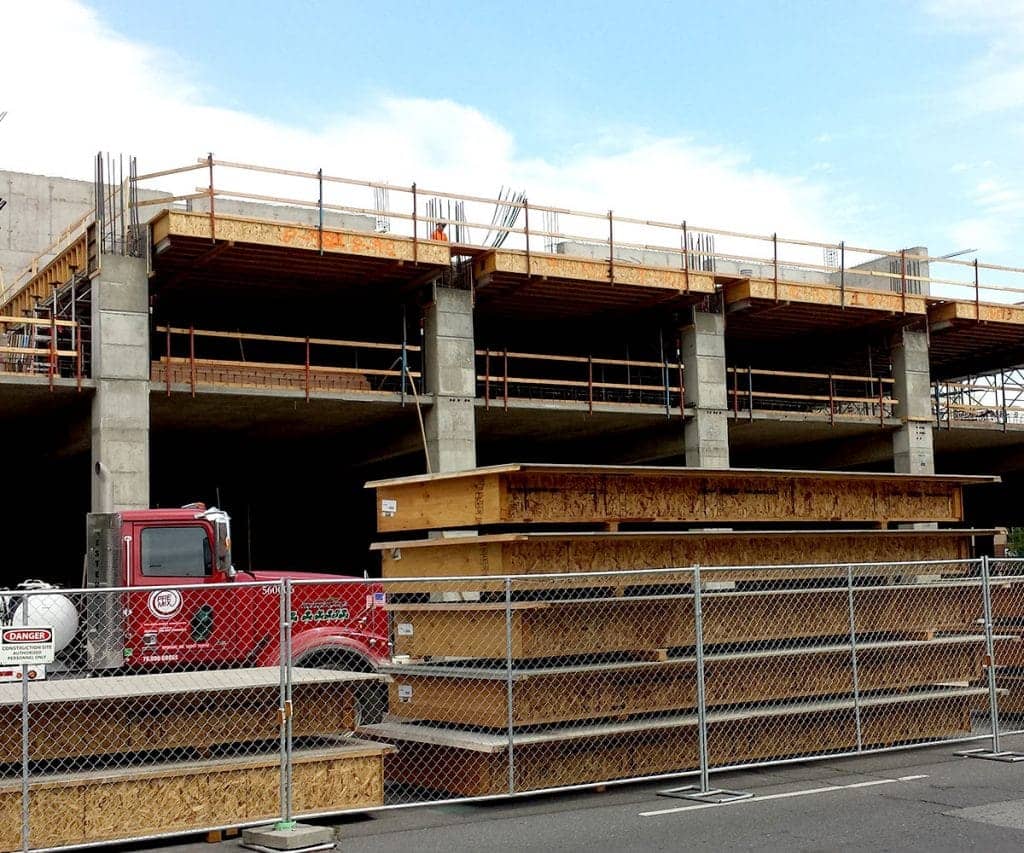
top-left (0, 668), bottom-right (390, 851)
top-left (363, 464), bottom-right (1005, 797)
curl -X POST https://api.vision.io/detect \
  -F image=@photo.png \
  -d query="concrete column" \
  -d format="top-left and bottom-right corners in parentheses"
top-left (90, 255), bottom-right (150, 511)
top-left (891, 328), bottom-right (934, 475)
top-left (423, 285), bottom-right (476, 473)
top-left (681, 311), bottom-right (729, 468)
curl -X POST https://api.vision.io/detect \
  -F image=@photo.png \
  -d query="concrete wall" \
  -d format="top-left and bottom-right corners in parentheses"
top-left (0, 172), bottom-right (94, 287)
top-left (681, 311), bottom-right (729, 468)
top-left (892, 328), bottom-right (934, 475)
top-left (188, 198), bottom-right (376, 232)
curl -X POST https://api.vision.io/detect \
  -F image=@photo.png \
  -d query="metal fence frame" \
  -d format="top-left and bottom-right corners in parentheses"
top-left (9, 557), bottom-right (1024, 850)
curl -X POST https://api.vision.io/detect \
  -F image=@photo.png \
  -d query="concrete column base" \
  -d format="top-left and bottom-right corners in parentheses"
top-left (241, 822), bottom-right (335, 851)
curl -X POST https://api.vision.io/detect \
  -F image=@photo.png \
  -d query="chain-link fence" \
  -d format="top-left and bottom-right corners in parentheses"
top-left (5, 558), bottom-right (1024, 850)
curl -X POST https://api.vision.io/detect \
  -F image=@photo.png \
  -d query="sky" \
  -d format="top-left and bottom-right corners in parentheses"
top-left (2, 0), bottom-right (1023, 268)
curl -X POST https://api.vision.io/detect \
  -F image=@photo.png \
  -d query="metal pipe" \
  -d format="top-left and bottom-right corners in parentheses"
top-left (505, 577), bottom-right (515, 795)
top-left (692, 565), bottom-right (711, 792)
top-left (524, 199), bottom-right (531, 277)
top-left (20, 594), bottom-right (29, 853)
top-left (189, 325), bottom-right (196, 397)
top-left (845, 565), bottom-right (863, 751)
top-left (981, 555), bottom-right (1002, 754)
top-left (608, 210), bottom-right (615, 285)
top-left (318, 168), bottom-right (324, 256)
top-left (278, 579), bottom-right (289, 825)
top-left (411, 183), bottom-right (418, 264)
top-left (165, 327), bottom-right (172, 396)
top-left (305, 337), bottom-right (310, 403)
top-left (839, 241), bottom-right (845, 309)
top-left (207, 153), bottom-right (215, 244)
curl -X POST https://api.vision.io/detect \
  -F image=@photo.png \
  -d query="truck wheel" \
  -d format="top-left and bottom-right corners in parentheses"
top-left (295, 650), bottom-right (388, 726)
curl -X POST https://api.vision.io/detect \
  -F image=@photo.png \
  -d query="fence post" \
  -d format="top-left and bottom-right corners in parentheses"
top-left (505, 577), bottom-right (515, 795)
top-left (657, 566), bottom-right (750, 803)
top-left (845, 565), bottom-right (863, 752)
top-left (20, 593), bottom-right (30, 853)
top-left (277, 579), bottom-right (296, 827)
top-left (959, 555), bottom-right (1024, 761)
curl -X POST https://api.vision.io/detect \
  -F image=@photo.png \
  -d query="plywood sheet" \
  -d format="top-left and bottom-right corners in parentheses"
top-left (386, 638), bottom-right (985, 727)
top-left (388, 583), bottom-right (992, 660)
top-left (368, 465), bottom-right (995, 532)
top-left (376, 529), bottom-right (989, 587)
top-left (0, 743), bottom-right (388, 852)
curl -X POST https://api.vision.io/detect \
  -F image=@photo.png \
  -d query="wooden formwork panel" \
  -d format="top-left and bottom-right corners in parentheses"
top-left (0, 743), bottom-right (388, 852)
top-left (0, 669), bottom-right (375, 765)
top-left (996, 675), bottom-right (1024, 713)
top-left (375, 529), bottom-right (989, 588)
top-left (368, 691), bottom-right (980, 798)
top-left (388, 584), bottom-right (992, 660)
top-left (368, 465), bottom-right (995, 532)
top-left (386, 638), bottom-right (985, 727)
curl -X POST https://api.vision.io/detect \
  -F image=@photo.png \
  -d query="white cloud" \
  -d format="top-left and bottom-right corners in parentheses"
top-left (1, 0), bottom-right (849, 260)
top-left (924, 0), bottom-right (1024, 113)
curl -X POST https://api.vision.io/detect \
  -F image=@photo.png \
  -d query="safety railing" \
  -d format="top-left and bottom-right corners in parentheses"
top-left (477, 347), bottom-right (685, 414)
top-left (727, 366), bottom-right (897, 424)
top-left (154, 326), bottom-right (422, 400)
top-left (111, 155), bottom-right (1024, 306)
top-left (9, 557), bottom-right (1024, 851)
top-left (0, 315), bottom-right (84, 389)
top-left (933, 374), bottom-right (1024, 428)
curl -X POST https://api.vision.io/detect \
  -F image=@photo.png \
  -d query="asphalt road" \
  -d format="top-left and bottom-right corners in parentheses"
top-left (143, 735), bottom-right (1024, 853)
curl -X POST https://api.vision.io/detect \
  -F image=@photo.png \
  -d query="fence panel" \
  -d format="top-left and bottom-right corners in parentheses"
top-left (4, 581), bottom-right (288, 852)
top-left (988, 557), bottom-right (1024, 738)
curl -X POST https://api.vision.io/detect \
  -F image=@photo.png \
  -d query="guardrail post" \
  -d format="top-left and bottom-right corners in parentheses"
top-left (207, 153), bottom-right (215, 244)
top-left (503, 348), bottom-right (509, 411)
top-left (1000, 368), bottom-right (1008, 431)
top-left (839, 241), bottom-right (846, 309)
top-left (524, 199), bottom-right (531, 277)
top-left (974, 259), bottom-right (980, 320)
top-left (165, 327), bottom-right (172, 396)
top-left (772, 233), bottom-right (779, 302)
top-left (682, 220), bottom-right (690, 291)
top-left (48, 309), bottom-right (56, 390)
top-left (828, 373), bottom-right (835, 425)
top-left (588, 354), bottom-right (594, 415)
top-left (608, 210), bottom-right (615, 285)
top-left (304, 337), bottom-right (310, 403)
top-left (505, 577), bottom-right (516, 795)
top-left (189, 325), bottom-right (196, 398)
top-left (317, 169), bottom-right (324, 256)
top-left (747, 366), bottom-right (754, 423)
top-left (411, 183), bottom-right (418, 264)
top-left (484, 351), bottom-right (491, 409)
top-left (900, 249), bottom-right (907, 314)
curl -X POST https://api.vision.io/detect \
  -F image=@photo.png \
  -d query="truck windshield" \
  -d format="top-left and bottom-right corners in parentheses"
top-left (141, 527), bottom-right (212, 578)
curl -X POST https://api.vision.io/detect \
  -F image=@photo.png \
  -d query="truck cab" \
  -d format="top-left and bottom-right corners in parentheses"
top-left (85, 506), bottom-right (388, 673)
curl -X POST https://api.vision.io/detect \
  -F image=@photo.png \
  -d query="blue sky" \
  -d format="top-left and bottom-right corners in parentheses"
top-left (5, 0), bottom-right (1024, 267)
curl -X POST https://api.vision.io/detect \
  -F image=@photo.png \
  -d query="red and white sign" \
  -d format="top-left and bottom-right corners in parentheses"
top-left (0, 626), bottom-right (55, 666)
top-left (148, 589), bottom-right (183, 619)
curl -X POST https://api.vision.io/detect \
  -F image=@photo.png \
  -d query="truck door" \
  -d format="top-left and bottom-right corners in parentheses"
top-left (125, 523), bottom-right (254, 667)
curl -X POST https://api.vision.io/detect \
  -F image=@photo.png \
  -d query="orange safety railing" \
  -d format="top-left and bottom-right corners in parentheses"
top-left (477, 348), bottom-right (685, 414)
top-left (727, 367), bottom-right (897, 425)
top-left (0, 315), bottom-right (84, 390)
top-left (154, 326), bottom-right (421, 401)
top-left (102, 155), bottom-right (1024, 307)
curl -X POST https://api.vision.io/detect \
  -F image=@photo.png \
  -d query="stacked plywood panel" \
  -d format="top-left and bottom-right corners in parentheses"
top-left (363, 465), bottom-right (1002, 797)
top-left (0, 668), bottom-right (391, 852)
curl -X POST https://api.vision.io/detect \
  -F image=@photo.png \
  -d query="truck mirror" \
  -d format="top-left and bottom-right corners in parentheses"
top-left (214, 518), bottom-right (235, 578)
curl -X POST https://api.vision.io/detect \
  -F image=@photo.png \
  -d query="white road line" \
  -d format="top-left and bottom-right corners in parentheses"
top-left (639, 774), bottom-right (929, 817)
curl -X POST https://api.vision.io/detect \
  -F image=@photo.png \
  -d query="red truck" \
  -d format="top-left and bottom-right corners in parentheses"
top-left (2, 505), bottom-right (390, 686)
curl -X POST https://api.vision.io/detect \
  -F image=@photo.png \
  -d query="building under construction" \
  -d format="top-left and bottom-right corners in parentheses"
top-left (2, 154), bottom-right (1024, 582)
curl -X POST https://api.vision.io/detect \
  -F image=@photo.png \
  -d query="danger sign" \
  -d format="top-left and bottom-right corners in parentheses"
top-left (0, 626), bottom-right (55, 666)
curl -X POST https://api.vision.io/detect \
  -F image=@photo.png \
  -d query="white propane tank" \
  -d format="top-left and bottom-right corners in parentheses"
top-left (10, 589), bottom-right (80, 654)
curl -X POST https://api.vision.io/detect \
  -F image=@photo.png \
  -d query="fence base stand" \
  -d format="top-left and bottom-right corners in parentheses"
top-left (241, 823), bottom-right (335, 852)
top-left (657, 785), bottom-right (753, 804)
top-left (955, 748), bottom-right (1024, 763)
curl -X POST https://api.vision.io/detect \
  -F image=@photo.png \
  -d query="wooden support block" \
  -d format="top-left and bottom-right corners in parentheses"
top-left (368, 465), bottom-right (996, 532)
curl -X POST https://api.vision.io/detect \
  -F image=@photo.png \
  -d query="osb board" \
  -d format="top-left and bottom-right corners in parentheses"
top-left (477, 249), bottom-right (717, 292)
top-left (996, 676), bottom-right (1024, 713)
top-left (993, 636), bottom-right (1024, 667)
top-left (389, 585), bottom-right (990, 660)
top-left (369, 465), bottom-right (992, 532)
top-left (387, 640), bottom-right (984, 727)
top-left (930, 300), bottom-right (1024, 326)
top-left (379, 695), bottom-right (974, 797)
top-left (154, 210), bottom-right (450, 266)
top-left (0, 745), bottom-right (386, 852)
top-left (0, 682), bottom-right (355, 764)
top-left (376, 529), bottom-right (986, 586)
top-left (731, 278), bottom-right (929, 316)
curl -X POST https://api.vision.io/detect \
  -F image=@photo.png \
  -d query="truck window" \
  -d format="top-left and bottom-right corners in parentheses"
top-left (141, 527), bottom-right (212, 578)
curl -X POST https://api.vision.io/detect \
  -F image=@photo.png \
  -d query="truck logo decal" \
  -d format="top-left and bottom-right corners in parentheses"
top-left (148, 589), bottom-right (183, 619)
top-left (289, 605), bottom-right (350, 623)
